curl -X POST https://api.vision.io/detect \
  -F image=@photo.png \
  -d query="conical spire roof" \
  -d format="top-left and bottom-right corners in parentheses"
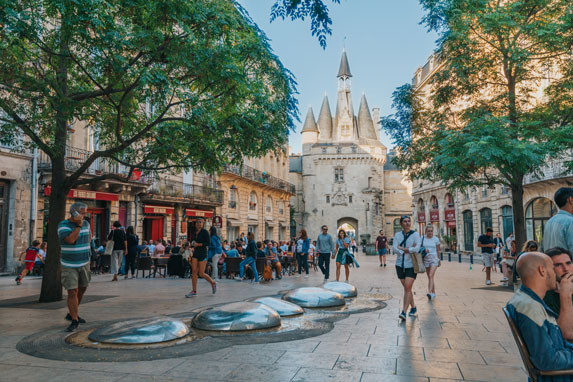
top-left (317, 95), bottom-right (333, 139)
top-left (337, 49), bottom-right (352, 78)
top-left (301, 106), bottom-right (318, 133)
top-left (357, 94), bottom-right (377, 140)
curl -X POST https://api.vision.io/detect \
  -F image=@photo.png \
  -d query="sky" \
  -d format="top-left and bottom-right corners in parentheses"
top-left (237, 0), bottom-right (438, 154)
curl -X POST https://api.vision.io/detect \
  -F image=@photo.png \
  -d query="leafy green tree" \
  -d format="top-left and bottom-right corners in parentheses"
top-left (0, 0), bottom-right (298, 302)
top-left (271, 0), bottom-right (341, 48)
top-left (381, 0), bottom-right (572, 252)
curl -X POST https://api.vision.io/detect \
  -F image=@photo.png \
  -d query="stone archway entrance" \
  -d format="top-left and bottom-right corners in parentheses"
top-left (337, 217), bottom-right (358, 242)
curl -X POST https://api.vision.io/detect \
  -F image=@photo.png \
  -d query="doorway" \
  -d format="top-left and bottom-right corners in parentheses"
top-left (88, 207), bottom-right (106, 245)
top-left (143, 216), bottom-right (164, 242)
top-left (336, 217), bottom-right (359, 242)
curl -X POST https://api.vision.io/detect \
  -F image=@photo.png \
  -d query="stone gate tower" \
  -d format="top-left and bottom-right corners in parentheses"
top-left (290, 50), bottom-right (411, 242)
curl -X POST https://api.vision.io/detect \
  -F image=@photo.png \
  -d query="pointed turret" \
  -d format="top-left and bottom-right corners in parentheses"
top-left (357, 94), bottom-right (378, 141)
top-left (317, 95), bottom-right (333, 140)
top-left (301, 106), bottom-right (319, 149)
top-left (301, 107), bottom-right (318, 133)
top-left (337, 49), bottom-right (352, 79)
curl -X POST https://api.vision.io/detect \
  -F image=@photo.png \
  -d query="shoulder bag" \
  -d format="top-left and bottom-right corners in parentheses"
top-left (411, 236), bottom-right (426, 274)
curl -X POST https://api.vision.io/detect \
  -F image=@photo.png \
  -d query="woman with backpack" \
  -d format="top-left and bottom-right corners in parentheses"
top-left (393, 215), bottom-right (422, 320)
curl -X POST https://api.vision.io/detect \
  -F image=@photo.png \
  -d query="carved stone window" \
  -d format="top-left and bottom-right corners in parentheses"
top-left (334, 167), bottom-right (344, 183)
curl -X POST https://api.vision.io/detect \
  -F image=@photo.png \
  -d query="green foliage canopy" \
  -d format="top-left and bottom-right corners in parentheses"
top-left (0, 0), bottom-right (298, 188)
top-left (382, 0), bottom-right (572, 191)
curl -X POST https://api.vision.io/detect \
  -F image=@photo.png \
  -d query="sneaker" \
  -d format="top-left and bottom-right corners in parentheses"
top-left (408, 307), bottom-right (417, 316)
top-left (65, 314), bottom-right (86, 324)
top-left (430, 293), bottom-right (436, 299)
top-left (15, 276), bottom-right (21, 285)
top-left (65, 320), bottom-right (79, 332)
top-left (485, 280), bottom-right (492, 285)
top-left (500, 277), bottom-right (508, 282)
top-left (426, 293), bottom-right (432, 300)
top-left (234, 276), bottom-right (243, 281)
top-left (185, 291), bottom-right (197, 298)
top-left (500, 281), bottom-right (508, 287)
top-left (212, 282), bottom-right (217, 294)
top-left (380, 264), bottom-right (383, 267)
top-left (399, 311), bottom-right (407, 320)
top-left (384, 264), bottom-right (387, 267)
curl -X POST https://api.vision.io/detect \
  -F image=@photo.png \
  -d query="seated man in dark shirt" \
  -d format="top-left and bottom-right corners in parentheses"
top-left (544, 247), bottom-right (573, 341)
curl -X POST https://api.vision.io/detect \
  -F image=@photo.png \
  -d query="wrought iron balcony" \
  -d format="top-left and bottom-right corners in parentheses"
top-left (38, 146), bottom-right (150, 184)
top-left (524, 158), bottom-right (573, 185)
top-left (146, 176), bottom-right (223, 205)
top-left (223, 164), bottom-right (296, 194)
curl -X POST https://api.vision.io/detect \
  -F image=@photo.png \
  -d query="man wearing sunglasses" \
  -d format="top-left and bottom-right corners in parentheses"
top-left (544, 247), bottom-right (573, 341)
top-left (316, 225), bottom-right (334, 281)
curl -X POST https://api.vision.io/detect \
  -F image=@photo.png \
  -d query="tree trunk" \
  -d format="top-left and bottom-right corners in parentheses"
top-left (510, 176), bottom-right (526, 254)
top-left (39, 163), bottom-right (69, 302)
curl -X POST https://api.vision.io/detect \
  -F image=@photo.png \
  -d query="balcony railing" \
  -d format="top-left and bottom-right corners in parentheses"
top-left (524, 158), bottom-right (573, 185)
top-left (223, 164), bottom-right (296, 194)
top-left (146, 176), bottom-right (223, 204)
top-left (38, 146), bottom-right (150, 184)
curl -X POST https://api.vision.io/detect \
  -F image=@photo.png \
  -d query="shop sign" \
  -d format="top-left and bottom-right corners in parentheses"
top-left (447, 220), bottom-right (457, 228)
top-left (144, 205), bottom-right (174, 214)
top-left (212, 216), bottom-right (223, 228)
top-left (430, 210), bottom-right (439, 222)
top-left (417, 212), bottom-right (426, 223)
top-left (445, 208), bottom-right (456, 221)
top-left (185, 209), bottom-right (213, 218)
top-left (43, 186), bottom-right (118, 201)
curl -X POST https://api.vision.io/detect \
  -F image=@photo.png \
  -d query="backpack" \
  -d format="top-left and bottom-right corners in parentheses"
top-left (263, 263), bottom-right (273, 281)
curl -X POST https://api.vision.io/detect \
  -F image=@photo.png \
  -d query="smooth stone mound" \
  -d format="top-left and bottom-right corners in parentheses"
top-left (192, 302), bottom-right (281, 331)
top-left (252, 297), bottom-right (304, 317)
top-left (282, 287), bottom-right (346, 308)
top-left (322, 281), bottom-right (358, 298)
top-left (88, 317), bottom-right (189, 344)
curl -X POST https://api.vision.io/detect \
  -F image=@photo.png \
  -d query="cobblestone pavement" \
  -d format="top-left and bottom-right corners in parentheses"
top-left (0, 254), bottom-right (526, 381)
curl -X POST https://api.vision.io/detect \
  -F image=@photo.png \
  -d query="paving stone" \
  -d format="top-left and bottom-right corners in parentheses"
top-left (334, 354), bottom-right (396, 374)
top-left (224, 364), bottom-right (299, 381)
top-left (479, 351), bottom-right (523, 367)
top-left (369, 343), bottom-right (425, 360)
top-left (166, 359), bottom-right (241, 379)
top-left (397, 336), bottom-right (451, 349)
top-left (448, 339), bottom-right (507, 353)
top-left (313, 341), bottom-right (370, 356)
top-left (423, 348), bottom-right (485, 364)
top-left (458, 363), bottom-right (527, 381)
top-left (275, 351), bottom-right (340, 369)
top-left (263, 340), bottom-right (320, 352)
top-left (291, 367), bottom-right (362, 382)
top-left (361, 373), bottom-right (428, 382)
top-left (220, 348), bottom-right (285, 364)
top-left (397, 359), bottom-right (463, 379)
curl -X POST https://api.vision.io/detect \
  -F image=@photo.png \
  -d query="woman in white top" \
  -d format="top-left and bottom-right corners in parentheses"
top-left (422, 226), bottom-right (441, 300)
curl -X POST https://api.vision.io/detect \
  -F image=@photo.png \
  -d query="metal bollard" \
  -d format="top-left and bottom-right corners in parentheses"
top-left (440, 252), bottom-right (443, 261)
top-left (448, 252), bottom-right (451, 262)
top-left (470, 254), bottom-right (474, 264)
top-left (458, 253), bottom-right (462, 263)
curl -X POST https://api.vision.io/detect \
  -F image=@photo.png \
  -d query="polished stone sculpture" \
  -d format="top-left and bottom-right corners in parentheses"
top-left (322, 281), bottom-right (358, 298)
top-left (192, 302), bottom-right (281, 331)
top-left (282, 287), bottom-right (346, 308)
top-left (88, 317), bottom-right (189, 344)
top-left (252, 297), bottom-right (304, 317)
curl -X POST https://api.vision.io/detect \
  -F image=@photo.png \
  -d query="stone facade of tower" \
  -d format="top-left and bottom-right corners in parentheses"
top-left (290, 51), bottom-right (412, 243)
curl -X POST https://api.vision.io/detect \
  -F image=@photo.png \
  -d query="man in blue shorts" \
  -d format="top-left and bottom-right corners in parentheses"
top-left (376, 230), bottom-right (388, 267)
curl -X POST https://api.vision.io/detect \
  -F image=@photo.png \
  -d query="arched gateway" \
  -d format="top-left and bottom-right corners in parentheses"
top-left (337, 217), bottom-right (358, 242)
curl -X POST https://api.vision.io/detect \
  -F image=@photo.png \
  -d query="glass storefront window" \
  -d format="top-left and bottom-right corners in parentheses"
top-left (526, 198), bottom-right (557, 248)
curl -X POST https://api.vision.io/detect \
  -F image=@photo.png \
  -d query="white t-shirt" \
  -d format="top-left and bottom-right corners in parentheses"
top-left (422, 236), bottom-right (441, 258)
top-left (309, 244), bottom-right (316, 256)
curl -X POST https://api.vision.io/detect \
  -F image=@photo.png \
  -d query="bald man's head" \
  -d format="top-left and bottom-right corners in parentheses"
top-left (516, 252), bottom-right (557, 291)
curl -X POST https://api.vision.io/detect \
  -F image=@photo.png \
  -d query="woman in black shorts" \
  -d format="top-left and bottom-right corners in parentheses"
top-left (393, 216), bottom-right (422, 320)
top-left (186, 218), bottom-right (216, 297)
